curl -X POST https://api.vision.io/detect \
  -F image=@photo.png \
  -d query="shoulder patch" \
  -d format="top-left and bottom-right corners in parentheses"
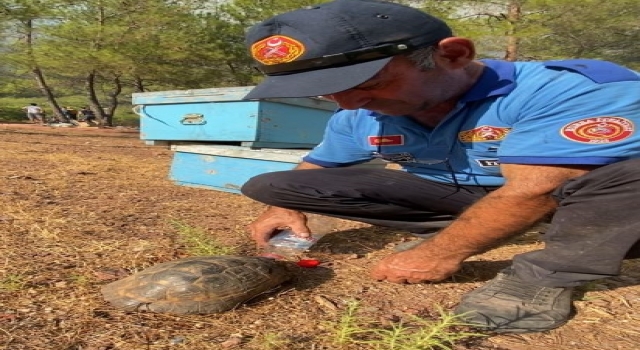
top-left (544, 59), bottom-right (640, 84)
top-left (560, 116), bottom-right (634, 144)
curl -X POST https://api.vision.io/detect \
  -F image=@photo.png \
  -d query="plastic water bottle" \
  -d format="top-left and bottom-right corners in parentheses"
top-left (262, 230), bottom-right (324, 259)
top-left (261, 214), bottom-right (336, 259)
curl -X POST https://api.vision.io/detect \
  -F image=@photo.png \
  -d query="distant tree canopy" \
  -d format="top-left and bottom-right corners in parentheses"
top-left (0, 0), bottom-right (637, 124)
top-left (428, 0), bottom-right (640, 66)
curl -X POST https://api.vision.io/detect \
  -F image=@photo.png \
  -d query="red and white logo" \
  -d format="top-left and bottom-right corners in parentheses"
top-left (561, 116), bottom-right (634, 144)
top-left (251, 35), bottom-right (305, 65)
top-left (458, 125), bottom-right (511, 142)
top-left (368, 135), bottom-right (404, 146)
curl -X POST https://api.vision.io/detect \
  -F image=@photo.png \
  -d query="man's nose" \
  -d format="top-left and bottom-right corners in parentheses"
top-left (323, 90), bottom-right (372, 110)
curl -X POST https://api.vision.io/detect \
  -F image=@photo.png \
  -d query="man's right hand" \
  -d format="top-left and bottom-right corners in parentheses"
top-left (247, 207), bottom-right (311, 246)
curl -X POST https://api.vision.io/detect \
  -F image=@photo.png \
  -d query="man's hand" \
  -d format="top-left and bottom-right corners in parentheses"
top-left (370, 241), bottom-right (464, 283)
top-left (247, 207), bottom-right (311, 246)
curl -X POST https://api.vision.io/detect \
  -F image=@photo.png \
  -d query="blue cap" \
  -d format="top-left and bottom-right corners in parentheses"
top-left (244, 0), bottom-right (452, 99)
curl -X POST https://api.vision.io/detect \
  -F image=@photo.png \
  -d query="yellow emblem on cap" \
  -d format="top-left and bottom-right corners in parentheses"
top-left (251, 35), bottom-right (305, 65)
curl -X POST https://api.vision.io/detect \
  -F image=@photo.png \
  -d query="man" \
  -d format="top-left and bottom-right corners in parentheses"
top-left (78, 106), bottom-right (96, 124)
top-left (22, 103), bottom-right (45, 124)
top-left (240, 0), bottom-right (640, 333)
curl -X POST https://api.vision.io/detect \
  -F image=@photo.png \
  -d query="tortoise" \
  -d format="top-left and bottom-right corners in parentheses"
top-left (101, 255), bottom-right (293, 314)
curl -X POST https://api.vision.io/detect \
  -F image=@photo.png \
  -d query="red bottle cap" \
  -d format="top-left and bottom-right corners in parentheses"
top-left (296, 259), bottom-right (320, 268)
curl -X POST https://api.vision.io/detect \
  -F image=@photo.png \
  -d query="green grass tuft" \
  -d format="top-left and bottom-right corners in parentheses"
top-left (0, 274), bottom-right (26, 291)
top-left (171, 220), bottom-right (237, 256)
top-left (326, 300), bottom-right (486, 350)
top-left (254, 332), bottom-right (290, 349)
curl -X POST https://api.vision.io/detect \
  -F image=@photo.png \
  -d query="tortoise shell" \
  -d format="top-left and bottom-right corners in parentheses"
top-left (101, 255), bottom-right (292, 314)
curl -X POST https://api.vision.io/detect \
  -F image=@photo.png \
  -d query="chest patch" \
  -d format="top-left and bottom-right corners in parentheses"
top-left (560, 117), bottom-right (634, 144)
top-left (459, 126), bottom-right (511, 142)
top-left (368, 135), bottom-right (404, 146)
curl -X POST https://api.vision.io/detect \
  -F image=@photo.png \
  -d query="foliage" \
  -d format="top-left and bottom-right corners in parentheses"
top-left (325, 300), bottom-right (486, 349)
top-left (0, 0), bottom-right (637, 109)
top-left (171, 220), bottom-right (237, 256)
top-left (411, 0), bottom-right (639, 66)
top-left (524, 0), bottom-right (640, 68)
top-left (330, 299), bottom-right (369, 345)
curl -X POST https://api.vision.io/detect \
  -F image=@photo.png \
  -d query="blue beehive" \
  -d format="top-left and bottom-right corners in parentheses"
top-left (133, 86), bottom-right (336, 149)
top-left (134, 86), bottom-right (338, 193)
top-left (168, 145), bottom-right (308, 194)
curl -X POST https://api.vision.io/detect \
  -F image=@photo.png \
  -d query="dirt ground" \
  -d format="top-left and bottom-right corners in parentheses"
top-left (1, 123), bottom-right (639, 350)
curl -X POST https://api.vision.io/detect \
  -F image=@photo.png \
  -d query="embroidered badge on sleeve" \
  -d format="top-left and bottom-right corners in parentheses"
top-left (561, 117), bottom-right (634, 144)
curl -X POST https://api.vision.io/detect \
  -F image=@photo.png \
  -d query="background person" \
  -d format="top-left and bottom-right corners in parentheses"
top-left (60, 106), bottom-right (80, 126)
top-left (239, 0), bottom-right (640, 334)
top-left (78, 106), bottom-right (96, 124)
top-left (21, 103), bottom-right (45, 124)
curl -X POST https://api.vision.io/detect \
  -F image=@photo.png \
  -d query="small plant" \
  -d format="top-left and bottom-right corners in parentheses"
top-left (327, 300), bottom-right (485, 350)
top-left (256, 332), bottom-right (290, 350)
top-left (0, 274), bottom-right (26, 291)
top-left (575, 281), bottom-right (608, 301)
top-left (331, 299), bottom-right (369, 345)
top-left (69, 274), bottom-right (91, 287)
top-left (364, 309), bottom-right (485, 350)
top-left (171, 220), bottom-right (236, 256)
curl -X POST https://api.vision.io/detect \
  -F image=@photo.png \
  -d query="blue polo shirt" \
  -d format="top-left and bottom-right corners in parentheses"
top-left (303, 59), bottom-right (640, 186)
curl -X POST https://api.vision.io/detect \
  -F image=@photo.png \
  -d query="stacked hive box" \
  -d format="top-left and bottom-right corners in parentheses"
top-left (133, 86), bottom-right (338, 194)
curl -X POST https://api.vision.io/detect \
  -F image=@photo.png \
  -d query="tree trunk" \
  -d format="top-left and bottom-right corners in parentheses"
top-left (24, 19), bottom-right (63, 121)
top-left (133, 76), bottom-right (145, 93)
top-left (103, 75), bottom-right (123, 127)
top-left (503, 1), bottom-right (522, 61)
top-left (31, 67), bottom-right (64, 122)
top-left (85, 71), bottom-right (105, 126)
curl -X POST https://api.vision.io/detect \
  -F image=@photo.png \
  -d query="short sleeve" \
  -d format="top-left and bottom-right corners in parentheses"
top-left (303, 109), bottom-right (377, 167)
top-left (499, 70), bottom-right (640, 165)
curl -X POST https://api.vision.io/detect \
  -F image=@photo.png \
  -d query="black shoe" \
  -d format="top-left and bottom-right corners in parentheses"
top-left (454, 267), bottom-right (573, 333)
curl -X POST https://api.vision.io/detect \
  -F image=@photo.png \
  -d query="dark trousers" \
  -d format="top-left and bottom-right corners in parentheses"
top-left (241, 159), bottom-right (640, 287)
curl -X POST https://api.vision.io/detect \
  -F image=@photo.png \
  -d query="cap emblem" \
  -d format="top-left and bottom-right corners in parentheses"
top-left (251, 35), bottom-right (305, 65)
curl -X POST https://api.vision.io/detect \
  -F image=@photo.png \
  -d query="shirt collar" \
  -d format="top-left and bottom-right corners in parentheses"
top-left (459, 59), bottom-right (516, 102)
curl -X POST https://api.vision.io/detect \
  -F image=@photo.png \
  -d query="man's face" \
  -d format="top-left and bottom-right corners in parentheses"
top-left (321, 55), bottom-right (461, 117)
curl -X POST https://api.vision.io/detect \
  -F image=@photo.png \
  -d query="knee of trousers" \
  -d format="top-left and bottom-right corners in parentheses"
top-left (606, 158), bottom-right (640, 176)
top-left (240, 171), bottom-right (292, 203)
top-left (558, 158), bottom-right (640, 196)
top-left (598, 158), bottom-right (640, 188)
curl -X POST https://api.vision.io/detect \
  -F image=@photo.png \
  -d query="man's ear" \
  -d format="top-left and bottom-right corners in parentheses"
top-left (434, 37), bottom-right (476, 68)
